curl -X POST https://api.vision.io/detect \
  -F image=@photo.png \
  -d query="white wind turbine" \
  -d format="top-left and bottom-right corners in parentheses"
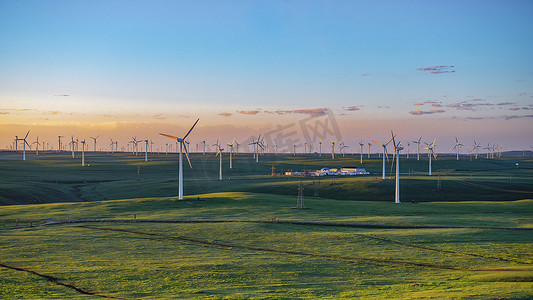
top-left (293, 144), bottom-right (297, 156)
top-left (58, 135), bottom-right (64, 152)
top-left (235, 140), bottom-right (240, 155)
top-left (70, 136), bottom-right (76, 158)
top-left (453, 137), bottom-right (463, 160)
top-left (144, 139), bottom-right (149, 161)
top-left (359, 140), bottom-right (364, 164)
top-left (330, 139), bottom-right (337, 159)
top-left (273, 144), bottom-right (279, 155)
top-left (340, 142), bottom-right (348, 157)
top-left (391, 131), bottom-right (403, 204)
top-left (472, 141), bottom-right (480, 159)
top-left (406, 141), bottom-right (410, 159)
top-left (16, 131), bottom-right (30, 161)
top-left (159, 118), bottom-right (199, 200)
top-left (367, 138), bottom-right (373, 158)
top-left (373, 136), bottom-right (393, 180)
top-left (32, 136), bottom-right (41, 156)
top-left (424, 138), bottom-right (436, 176)
top-left (202, 141), bottom-right (206, 155)
top-left (227, 139), bottom-right (235, 169)
top-left (81, 139), bottom-right (86, 166)
top-left (412, 137), bottom-right (422, 161)
top-left (90, 135), bottom-right (100, 152)
top-left (319, 139), bottom-right (322, 156)
top-left (213, 139), bottom-right (224, 180)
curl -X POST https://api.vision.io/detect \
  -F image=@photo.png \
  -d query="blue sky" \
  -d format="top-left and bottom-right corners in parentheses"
top-left (1, 0), bottom-right (532, 150)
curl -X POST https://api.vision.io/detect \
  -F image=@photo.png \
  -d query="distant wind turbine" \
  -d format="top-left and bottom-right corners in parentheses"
top-left (81, 139), bottom-right (86, 166)
top-left (453, 137), bottom-right (463, 160)
top-left (391, 131), bottom-right (403, 204)
top-left (16, 131), bottom-right (30, 161)
top-left (330, 139), bottom-right (337, 159)
top-left (32, 136), bottom-right (41, 156)
top-left (424, 138), bottom-right (437, 176)
top-left (412, 137), bottom-right (422, 161)
top-left (372, 136), bottom-right (394, 180)
top-left (359, 140), bottom-right (364, 164)
top-left (91, 135), bottom-right (100, 152)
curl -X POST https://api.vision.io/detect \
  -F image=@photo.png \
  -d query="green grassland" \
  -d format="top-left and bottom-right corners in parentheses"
top-left (1, 151), bottom-right (532, 299)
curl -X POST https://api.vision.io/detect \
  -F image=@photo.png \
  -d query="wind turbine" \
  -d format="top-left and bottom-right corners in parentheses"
top-left (391, 131), bottom-right (403, 204)
top-left (32, 136), bottom-right (41, 155)
top-left (234, 140), bottom-right (240, 155)
top-left (424, 138), bottom-right (436, 176)
top-left (412, 137), bottom-right (422, 161)
top-left (213, 139), bottom-right (224, 180)
top-left (90, 135), bottom-right (100, 152)
top-left (453, 137), bottom-right (463, 160)
top-left (373, 136), bottom-right (394, 180)
top-left (202, 141), bottom-right (206, 155)
top-left (273, 144), bottom-right (279, 155)
top-left (330, 139), bottom-right (337, 159)
top-left (58, 136), bottom-right (64, 152)
top-left (319, 139), bottom-right (322, 156)
top-left (359, 140), bottom-right (364, 164)
top-left (227, 139), bottom-right (235, 169)
top-left (340, 142), bottom-right (348, 157)
top-left (293, 144), bottom-right (297, 156)
top-left (81, 139), bottom-right (86, 166)
top-left (70, 136), bottom-right (75, 158)
top-left (144, 139), bottom-right (149, 161)
top-left (159, 118), bottom-right (199, 200)
top-left (130, 137), bottom-right (138, 156)
top-left (406, 141), bottom-right (410, 159)
top-left (367, 138), bottom-right (373, 158)
top-left (16, 131), bottom-right (30, 161)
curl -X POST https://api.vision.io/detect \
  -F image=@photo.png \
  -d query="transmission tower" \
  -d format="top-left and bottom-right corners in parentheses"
top-left (297, 180), bottom-right (304, 209)
top-left (313, 179), bottom-right (320, 198)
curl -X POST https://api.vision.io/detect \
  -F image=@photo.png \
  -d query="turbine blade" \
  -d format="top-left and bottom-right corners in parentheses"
top-left (160, 133), bottom-right (179, 140)
top-left (183, 118), bottom-right (199, 140)
top-left (25, 131), bottom-right (30, 139)
top-left (183, 142), bottom-right (192, 168)
top-left (372, 140), bottom-right (382, 146)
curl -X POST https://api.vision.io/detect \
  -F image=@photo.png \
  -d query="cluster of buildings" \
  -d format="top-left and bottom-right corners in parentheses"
top-left (284, 167), bottom-right (369, 177)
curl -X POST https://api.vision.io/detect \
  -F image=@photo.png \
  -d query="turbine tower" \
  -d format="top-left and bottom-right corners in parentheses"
top-left (16, 131), bottom-right (30, 161)
top-left (473, 141), bottom-right (480, 159)
top-left (159, 118), bottom-right (199, 200)
top-left (70, 136), bottom-right (75, 158)
top-left (359, 140), bottom-right (364, 164)
top-left (91, 135), bottom-right (100, 152)
top-left (453, 137), bottom-right (463, 160)
top-left (412, 137), bottom-right (422, 161)
top-left (367, 138), bottom-right (373, 158)
top-left (58, 135), bottom-right (64, 152)
top-left (144, 139), bottom-right (149, 161)
top-left (391, 131), bottom-right (403, 204)
top-left (214, 141), bottom-right (224, 180)
top-left (32, 136), bottom-right (41, 156)
top-left (330, 139), bottom-right (337, 159)
top-left (227, 139), bottom-right (235, 169)
top-left (319, 139), bottom-right (322, 156)
top-left (424, 138), bottom-right (436, 176)
top-left (372, 136), bottom-right (393, 180)
top-left (81, 139), bottom-right (86, 166)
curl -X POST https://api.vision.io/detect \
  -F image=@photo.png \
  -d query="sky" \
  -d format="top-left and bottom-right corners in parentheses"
top-left (1, 0), bottom-right (532, 153)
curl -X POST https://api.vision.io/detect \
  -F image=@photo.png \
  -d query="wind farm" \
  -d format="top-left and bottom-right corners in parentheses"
top-left (1, 1), bottom-right (533, 299)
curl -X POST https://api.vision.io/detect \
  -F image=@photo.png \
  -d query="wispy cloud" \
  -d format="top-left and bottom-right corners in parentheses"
top-left (293, 108), bottom-right (328, 116)
top-left (504, 114), bottom-right (533, 120)
top-left (53, 94), bottom-right (70, 97)
top-left (497, 102), bottom-right (516, 106)
top-left (417, 65), bottom-right (455, 74)
top-left (237, 110), bottom-right (261, 115)
top-left (345, 105), bottom-right (363, 111)
top-left (0, 108), bottom-right (32, 111)
top-left (509, 107), bottom-right (532, 111)
top-left (0, 112), bottom-right (9, 115)
top-left (377, 105), bottom-right (390, 109)
top-left (409, 109), bottom-right (446, 115)
top-left (218, 112), bottom-right (232, 117)
top-left (361, 73), bottom-right (371, 76)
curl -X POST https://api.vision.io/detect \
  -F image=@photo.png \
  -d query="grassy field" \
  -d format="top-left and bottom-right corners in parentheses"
top-left (1, 151), bottom-right (532, 299)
